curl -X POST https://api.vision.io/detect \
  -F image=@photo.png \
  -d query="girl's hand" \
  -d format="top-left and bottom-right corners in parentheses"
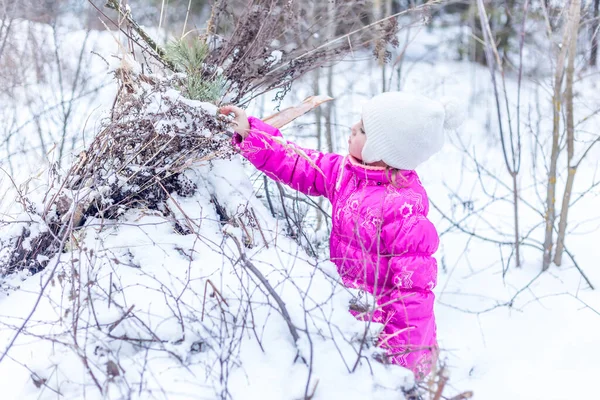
top-left (219, 105), bottom-right (250, 138)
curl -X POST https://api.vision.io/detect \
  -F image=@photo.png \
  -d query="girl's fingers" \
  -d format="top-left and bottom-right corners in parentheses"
top-left (219, 105), bottom-right (241, 116)
top-left (218, 105), bottom-right (232, 115)
top-left (218, 105), bottom-right (249, 136)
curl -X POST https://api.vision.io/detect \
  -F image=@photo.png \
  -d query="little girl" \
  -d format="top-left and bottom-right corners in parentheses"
top-left (220, 92), bottom-right (463, 380)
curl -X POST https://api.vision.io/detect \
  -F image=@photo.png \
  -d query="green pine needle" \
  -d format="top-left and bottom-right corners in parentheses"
top-left (186, 74), bottom-right (225, 103)
top-left (164, 39), bottom-right (209, 73)
top-left (164, 38), bottom-right (224, 103)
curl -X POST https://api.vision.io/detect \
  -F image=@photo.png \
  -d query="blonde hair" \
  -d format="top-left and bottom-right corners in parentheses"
top-left (385, 167), bottom-right (409, 188)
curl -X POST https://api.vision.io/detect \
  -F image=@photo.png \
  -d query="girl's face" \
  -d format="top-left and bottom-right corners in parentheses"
top-left (349, 120), bottom-right (367, 161)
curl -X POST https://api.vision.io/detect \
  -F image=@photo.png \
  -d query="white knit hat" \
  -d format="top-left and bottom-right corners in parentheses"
top-left (361, 92), bottom-right (465, 170)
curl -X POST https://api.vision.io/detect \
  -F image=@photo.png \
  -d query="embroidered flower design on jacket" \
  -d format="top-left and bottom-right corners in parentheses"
top-left (393, 266), bottom-right (414, 289)
top-left (361, 208), bottom-right (383, 235)
top-left (399, 202), bottom-right (413, 218)
top-left (386, 188), bottom-right (426, 235)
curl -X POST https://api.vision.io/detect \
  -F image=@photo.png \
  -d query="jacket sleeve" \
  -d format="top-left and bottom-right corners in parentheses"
top-left (380, 188), bottom-right (439, 291)
top-left (233, 116), bottom-right (342, 200)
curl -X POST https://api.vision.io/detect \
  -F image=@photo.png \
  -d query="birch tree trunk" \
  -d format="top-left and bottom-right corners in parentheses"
top-left (554, 0), bottom-right (581, 266)
top-left (542, 0), bottom-right (578, 271)
top-left (591, 0), bottom-right (599, 66)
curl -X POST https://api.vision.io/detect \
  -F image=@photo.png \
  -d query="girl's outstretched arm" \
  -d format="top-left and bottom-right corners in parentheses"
top-left (220, 106), bottom-right (342, 200)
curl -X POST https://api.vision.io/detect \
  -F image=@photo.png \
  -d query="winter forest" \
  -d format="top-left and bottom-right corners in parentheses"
top-left (0, 0), bottom-right (598, 399)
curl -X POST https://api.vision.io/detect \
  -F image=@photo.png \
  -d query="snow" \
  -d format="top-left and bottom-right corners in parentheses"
top-left (1, 12), bottom-right (600, 400)
top-left (265, 50), bottom-right (283, 66)
top-left (0, 159), bottom-right (413, 399)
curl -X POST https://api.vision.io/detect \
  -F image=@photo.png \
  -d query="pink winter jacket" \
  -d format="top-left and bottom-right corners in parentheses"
top-left (235, 117), bottom-right (439, 379)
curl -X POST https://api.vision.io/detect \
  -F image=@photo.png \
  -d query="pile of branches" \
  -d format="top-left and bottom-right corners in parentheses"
top-left (0, 66), bottom-right (232, 276)
top-left (67, 69), bottom-right (233, 213)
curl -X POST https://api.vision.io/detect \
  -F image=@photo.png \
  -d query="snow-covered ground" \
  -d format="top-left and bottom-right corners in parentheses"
top-left (298, 56), bottom-right (600, 400)
top-left (0, 157), bottom-right (413, 399)
top-left (1, 15), bottom-right (600, 400)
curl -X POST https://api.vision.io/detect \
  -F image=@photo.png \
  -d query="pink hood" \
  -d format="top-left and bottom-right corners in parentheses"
top-left (234, 117), bottom-right (439, 379)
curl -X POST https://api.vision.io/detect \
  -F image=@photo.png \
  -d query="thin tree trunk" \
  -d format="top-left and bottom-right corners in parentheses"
top-left (554, 0), bottom-right (581, 266)
top-left (374, 0), bottom-right (394, 89)
top-left (313, 69), bottom-right (323, 151)
top-left (471, 2), bottom-right (486, 65)
top-left (324, 65), bottom-right (334, 154)
top-left (324, 1), bottom-right (336, 154)
top-left (511, 172), bottom-right (521, 267)
top-left (317, 1), bottom-right (337, 230)
top-left (476, 0), bottom-right (524, 268)
top-left (543, 0), bottom-right (578, 271)
top-left (543, 94), bottom-right (562, 269)
top-left (313, 69), bottom-right (325, 232)
top-left (591, 0), bottom-right (599, 66)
